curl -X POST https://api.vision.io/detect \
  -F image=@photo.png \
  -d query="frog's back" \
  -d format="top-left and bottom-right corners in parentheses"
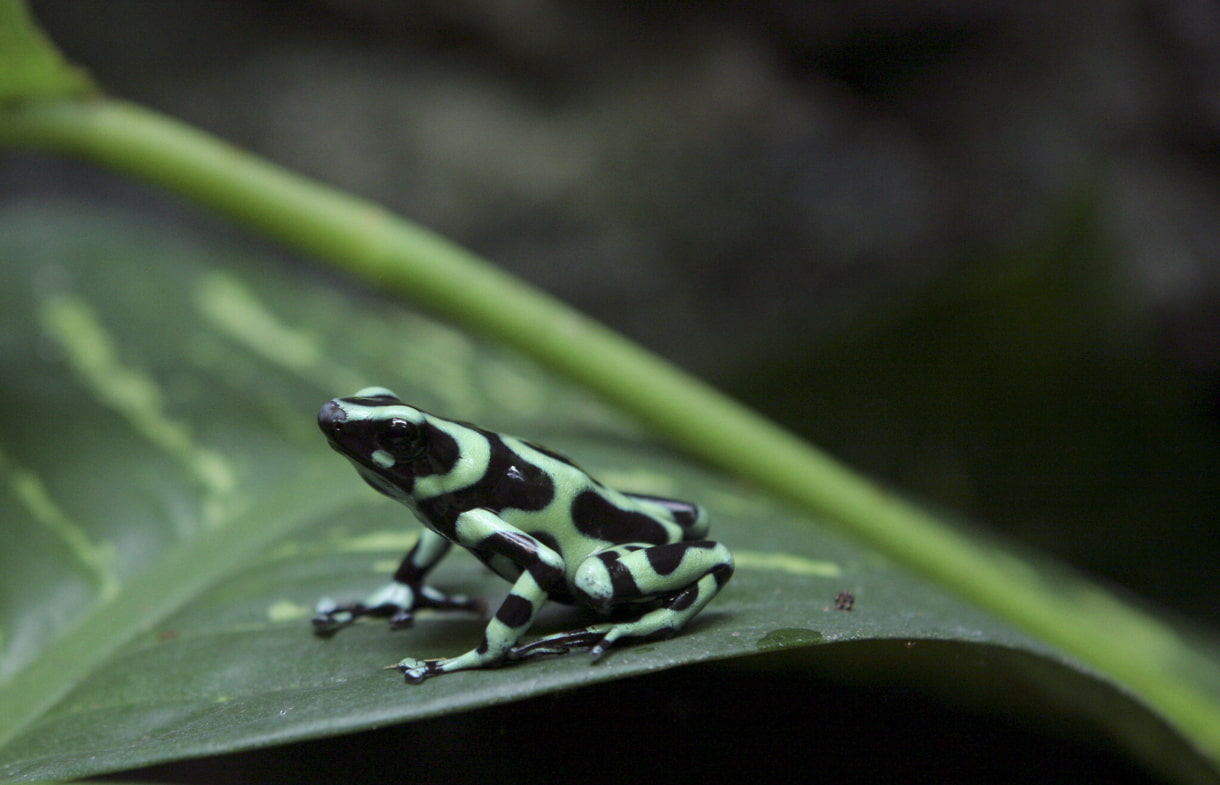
top-left (409, 413), bottom-right (706, 561)
top-left (504, 438), bottom-right (708, 553)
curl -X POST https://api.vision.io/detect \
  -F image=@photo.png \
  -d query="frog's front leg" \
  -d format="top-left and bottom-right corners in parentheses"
top-left (395, 508), bottom-right (565, 684)
top-left (313, 527), bottom-right (479, 635)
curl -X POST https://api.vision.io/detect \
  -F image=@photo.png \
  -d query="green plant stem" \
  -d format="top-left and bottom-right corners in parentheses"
top-left (3, 98), bottom-right (1220, 768)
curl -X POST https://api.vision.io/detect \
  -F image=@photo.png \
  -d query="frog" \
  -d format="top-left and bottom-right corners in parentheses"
top-left (313, 387), bottom-right (734, 683)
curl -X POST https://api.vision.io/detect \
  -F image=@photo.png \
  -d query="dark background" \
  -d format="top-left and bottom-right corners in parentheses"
top-left (8, 2), bottom-right (1219, 782)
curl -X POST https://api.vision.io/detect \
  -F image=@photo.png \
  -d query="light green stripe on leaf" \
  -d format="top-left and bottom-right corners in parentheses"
top-left (734, 550), bottom-right (842, 578)
top-left (0, 447), bottom-right (118, 603)
top-left (39, 293), bottom-right (236, 525)
top-left (194, 271), bottom-right (362, 392)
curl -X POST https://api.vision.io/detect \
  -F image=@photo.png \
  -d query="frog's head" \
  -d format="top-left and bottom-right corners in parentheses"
top-left (319, 387), bottom-right (428, 498)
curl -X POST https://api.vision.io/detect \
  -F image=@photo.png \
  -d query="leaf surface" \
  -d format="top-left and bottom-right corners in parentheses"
top-left (0, 202), bottom-right (1214, 783)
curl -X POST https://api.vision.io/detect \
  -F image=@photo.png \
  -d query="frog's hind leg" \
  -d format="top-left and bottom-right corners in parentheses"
top-left (509, 541), bottom-right (733, 662)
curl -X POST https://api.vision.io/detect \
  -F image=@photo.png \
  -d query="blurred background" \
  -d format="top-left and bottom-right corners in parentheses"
top-left (8, 0), bottom-right (1218, 631)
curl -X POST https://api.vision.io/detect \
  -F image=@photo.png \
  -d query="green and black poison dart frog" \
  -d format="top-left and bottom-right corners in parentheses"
top-left (314, 387), bottom-right (734, 683)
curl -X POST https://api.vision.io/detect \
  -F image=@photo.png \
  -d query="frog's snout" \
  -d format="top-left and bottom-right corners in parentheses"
top-left (318, 399), bottom-right (348, 435)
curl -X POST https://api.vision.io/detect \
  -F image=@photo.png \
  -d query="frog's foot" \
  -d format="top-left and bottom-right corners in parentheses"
top-left (312, 597), bottom-right (378, 636)
top-left (391, 645), bottom-right (514, 683)
top-left (503, 622), bottom-right (670, 662)
top-left (313, 582), bottom-right (484, 636)
top-left (390, 657), bottom-right (445, 685)
top-left (506, 626), bottom-right (614, 661)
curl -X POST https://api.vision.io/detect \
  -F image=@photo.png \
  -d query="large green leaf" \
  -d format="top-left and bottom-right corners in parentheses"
top-left (0, 202), bottom-right (1215, 783)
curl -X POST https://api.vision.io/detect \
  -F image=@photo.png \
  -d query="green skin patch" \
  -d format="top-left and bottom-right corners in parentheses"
top-left (314, 387), bottom-right (734, 683)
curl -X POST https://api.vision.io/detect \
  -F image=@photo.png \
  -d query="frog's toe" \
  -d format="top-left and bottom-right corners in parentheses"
top-left (589, 628), bottom-right (622, 661)
top-left (589, 623), bottom-right (676, 660)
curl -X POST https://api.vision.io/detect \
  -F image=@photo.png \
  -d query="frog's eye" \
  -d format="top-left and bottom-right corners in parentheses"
top-left (379, 418), bottom-right (422, 457)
